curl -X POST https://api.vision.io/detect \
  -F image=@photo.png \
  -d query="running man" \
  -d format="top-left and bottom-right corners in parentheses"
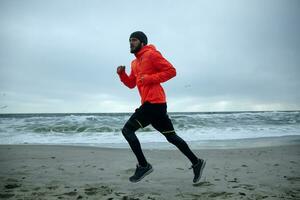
top-left (117, 31), bottom-right (206, 184)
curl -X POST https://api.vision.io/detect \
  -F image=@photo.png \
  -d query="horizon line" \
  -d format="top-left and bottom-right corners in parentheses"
top-left (0, 110), bottom-right (299, 115)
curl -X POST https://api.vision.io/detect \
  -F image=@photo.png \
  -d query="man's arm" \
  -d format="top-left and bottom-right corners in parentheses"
top-left (117, 66), bottom-right (136, 89)
top-left (142, 51), bottom-right (176, 85)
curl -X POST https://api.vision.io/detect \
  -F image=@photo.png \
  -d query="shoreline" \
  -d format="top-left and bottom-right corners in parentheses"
top-left (2, 135), bottom-right (300, 150)
top-left (0, 141), bottom-right (300, 199)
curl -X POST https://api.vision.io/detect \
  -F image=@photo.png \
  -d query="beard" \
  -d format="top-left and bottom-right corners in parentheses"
top-left (130, 42), bottom-right (143, 54)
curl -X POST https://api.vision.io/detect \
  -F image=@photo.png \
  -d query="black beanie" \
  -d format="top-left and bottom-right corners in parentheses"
top-left (129, 31), bottom-right (148, 45)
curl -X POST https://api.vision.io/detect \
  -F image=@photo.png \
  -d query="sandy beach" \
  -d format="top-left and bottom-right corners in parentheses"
top-left (0, 141), bottom-right (300, 200)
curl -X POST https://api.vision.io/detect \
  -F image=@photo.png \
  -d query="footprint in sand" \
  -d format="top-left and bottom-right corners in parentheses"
top-left (58, 167), bottom-right (65, 171)
top-left (63, 191), bottom-right (78, 196)
top-left (121, 195), bottom-right (141, 200)
top-left (114, 192), bottom-right (127, 196)
top-left (84, 185), bottom-right (113, 196)
top-left (285, 190), bottom-right (299, 199)
top-left (33, 187), bottom-right (41, 191)
top-left (4, 178), bottom-right (21, 189)
top-left (227, 178), bottom-right (239, 183)
top-left (239, 192), bottom-right (246, 196)
top-left (239, 184), bottom-right (256, 191)
top-left (286, 176), bottom-right (300, 184)
top-left (208, 192), bottom-right (234, 198)
top-left (47, 185), bottom-right (59, 190)
top-left (5, 183), bottom-right (21, 189)
top-left (179, 191), bottom-right (233, 199)
top-left (0, 193), bottom-right (15, 198)
top-left (124, 168), bottom-right (136, 174)
top-left (6, 178), bottom-right (19, 182)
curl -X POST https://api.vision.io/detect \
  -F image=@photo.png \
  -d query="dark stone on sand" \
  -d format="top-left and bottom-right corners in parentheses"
top-left (239, 192), bottom-right (246, 196)
top-left (77, 195), bottom-right (83, 199)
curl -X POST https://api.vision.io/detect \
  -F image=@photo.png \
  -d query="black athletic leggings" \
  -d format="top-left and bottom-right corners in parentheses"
top-left (122, 104), bottom-right (198, 167)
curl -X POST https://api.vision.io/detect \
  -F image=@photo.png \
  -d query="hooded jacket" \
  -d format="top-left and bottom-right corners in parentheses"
top-left (119, 45), bottom-right (176, 104)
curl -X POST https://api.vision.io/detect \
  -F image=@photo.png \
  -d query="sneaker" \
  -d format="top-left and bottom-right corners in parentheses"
top-left (190, 159), bottom-right (206, 184)
top-left (129, 163), bottom-right (153, 183)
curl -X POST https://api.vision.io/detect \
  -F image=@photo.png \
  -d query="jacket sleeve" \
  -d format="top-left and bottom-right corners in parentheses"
top-left (145, 51), bottom-right (176, 84)
top-left (118, 67), bottom-right (136, 89)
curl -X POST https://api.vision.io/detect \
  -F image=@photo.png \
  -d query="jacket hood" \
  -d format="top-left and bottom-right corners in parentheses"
top-left (135, 44), bottom-right (156, 58)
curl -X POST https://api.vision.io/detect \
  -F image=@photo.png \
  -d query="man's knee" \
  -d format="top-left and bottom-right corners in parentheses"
top-left (122, 122), bottom-right (138, 142)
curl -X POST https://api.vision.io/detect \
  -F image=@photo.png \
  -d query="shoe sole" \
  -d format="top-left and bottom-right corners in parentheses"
top-left (193, 159), bottom-right (206, 185)
top-left (129, 167), bottom-right (153, 183)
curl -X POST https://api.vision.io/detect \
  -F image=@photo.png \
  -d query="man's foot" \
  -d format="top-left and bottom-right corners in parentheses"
top-left (129, 163), bottom-right (153, 183)
top-left (191, 159), bottom-right (206, 184)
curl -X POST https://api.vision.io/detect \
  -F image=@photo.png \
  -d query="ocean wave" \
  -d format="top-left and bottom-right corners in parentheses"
top-left (0, 111), bottom-right (299, 144)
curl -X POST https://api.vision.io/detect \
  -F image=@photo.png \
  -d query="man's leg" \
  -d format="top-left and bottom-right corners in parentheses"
top-left (121, 105), bottom-right (153, 182)
top-left (164, 132), bottom-right (199, 165)
top-left (150, 103), bottom-right (206, 183)
top-left (122, 121), bottom-right (148, 167)
top-left (149, 104), bottom-right (198, 165)
top-left (162, 131), bottom-right (206, 184)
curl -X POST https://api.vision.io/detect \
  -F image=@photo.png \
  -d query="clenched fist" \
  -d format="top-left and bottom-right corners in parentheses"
top-left (117, 65), bottom-right (125, 75)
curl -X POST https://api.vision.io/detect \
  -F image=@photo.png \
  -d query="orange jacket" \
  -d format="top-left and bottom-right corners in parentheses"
top-left (119, 44), bottom-right (176, 104)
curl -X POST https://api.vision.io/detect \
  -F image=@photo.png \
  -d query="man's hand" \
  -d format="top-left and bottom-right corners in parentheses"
top-left (117, 65), bottom-right (126, 75)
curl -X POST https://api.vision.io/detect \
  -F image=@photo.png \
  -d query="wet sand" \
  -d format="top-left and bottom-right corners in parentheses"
top-left (0, 142), bottom-right (300, 199)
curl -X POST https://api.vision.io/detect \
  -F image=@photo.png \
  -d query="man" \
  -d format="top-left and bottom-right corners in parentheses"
top-left (117, 31), bottom-right (206, 184)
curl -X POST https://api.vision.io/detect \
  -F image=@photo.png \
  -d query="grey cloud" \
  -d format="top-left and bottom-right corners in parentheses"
top-left (0, 0), bottom-right (299, 113)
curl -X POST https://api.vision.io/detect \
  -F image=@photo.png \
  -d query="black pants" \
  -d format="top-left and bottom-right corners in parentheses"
top-left (122, 102), bottom-right (198, 167)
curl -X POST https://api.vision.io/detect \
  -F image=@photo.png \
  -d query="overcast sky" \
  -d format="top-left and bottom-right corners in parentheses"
top-left (0, 0), bottom-right (299, 113)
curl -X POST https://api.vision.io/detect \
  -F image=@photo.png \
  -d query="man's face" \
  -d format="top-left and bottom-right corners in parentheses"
top-left (130, 38), bottom-right (143, 54)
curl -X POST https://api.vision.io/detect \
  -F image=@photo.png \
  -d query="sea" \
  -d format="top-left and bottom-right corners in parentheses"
top-left (0, 111), bottom-right (299, 149)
